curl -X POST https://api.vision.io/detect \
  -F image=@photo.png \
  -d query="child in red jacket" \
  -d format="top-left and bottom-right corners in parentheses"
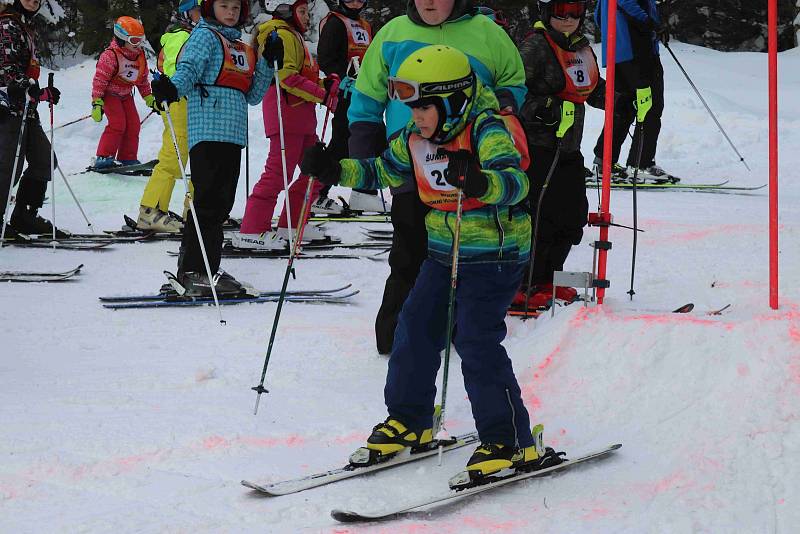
top-left (91, 16), bottom-right (157, 170)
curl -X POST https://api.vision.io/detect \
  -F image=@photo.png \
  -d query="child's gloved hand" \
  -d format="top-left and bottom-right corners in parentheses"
top-left (300, 142), bottom-right (341, 186)
top-left (144, 94), bottom-right (162, 114)
top-left (91, 98), bottom-right (105, 122)
top-left (38, 86), bottom-right (60, 105)
top-left (439, 148), bottom-right (488, 198)
top-left (151, 76), bottom-right (179, 106)
top-left (262, 31), bottom-right (284, 69)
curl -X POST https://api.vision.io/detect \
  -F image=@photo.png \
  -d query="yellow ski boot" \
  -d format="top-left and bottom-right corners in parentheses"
top-left (449, 424), bottom-right (563, 489)
top-left (349, 418), bottom-right (433, 467)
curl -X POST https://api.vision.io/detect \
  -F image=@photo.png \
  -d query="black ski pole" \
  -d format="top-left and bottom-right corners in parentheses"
top-left (628, 99), bottom-right (648, 300)
top-left (523, 101), bottom-right (575, 319)
top-left (251, 72), bottom-right (341, 415)
top-left (663, 43), bottom-right (749, 171)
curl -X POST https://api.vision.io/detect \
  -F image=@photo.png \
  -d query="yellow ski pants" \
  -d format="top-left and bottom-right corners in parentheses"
top-left (140, 99), bottom-right (193, 213)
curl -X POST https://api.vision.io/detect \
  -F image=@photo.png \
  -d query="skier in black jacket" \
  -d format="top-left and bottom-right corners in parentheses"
top-left (516, 0), bottom-right (605, 308)
top-left (314, 0), bottom-right (384, 215)
top-left (0, 0), bottom-right (67, 238)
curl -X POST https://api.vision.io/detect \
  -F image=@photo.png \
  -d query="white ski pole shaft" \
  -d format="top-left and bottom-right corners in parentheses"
top-left (1, 90), bottom-right (32, 248)
top-left (163, 103), bottom-right (225, 325)
top-left (56, 167), bottom-right (95, 233)
top-left (273, 59), bottom-right (293, 252)
top-left (48, 73), bottom-right (56, 249)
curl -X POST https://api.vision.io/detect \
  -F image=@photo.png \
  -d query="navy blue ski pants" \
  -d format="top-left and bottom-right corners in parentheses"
top-left (385, 258), bottom-right (534, 448)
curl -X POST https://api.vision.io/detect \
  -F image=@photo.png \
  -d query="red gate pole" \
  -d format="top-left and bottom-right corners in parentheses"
top-left (596, 0), bottom-right (619, 304)
top-left (768, 0), bottom-right (779, 310)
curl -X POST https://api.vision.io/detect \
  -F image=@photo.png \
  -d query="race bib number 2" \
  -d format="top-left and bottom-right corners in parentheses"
top-left (422, 159), bottom-right (454, 192)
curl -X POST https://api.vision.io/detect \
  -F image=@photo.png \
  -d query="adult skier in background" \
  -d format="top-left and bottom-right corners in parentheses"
top-left (301, 45), bottom-right (552, 481)
top-left (592, 0), bottom-right (670, 182)
top-left (90, 16), bottom-right (156, 170)
top-left (514, 0), bottom-right (605, 309)
top-left (0, 0), bottom-right (67, 238)
top-left (150, 0), bottom-right (281, 296)
top-left (135, 0), bottom-right (202, 234)
top-left (233, 0), bottom-right (338, 251)
top-left (348, 0), bottom-right (527, 354)
top-left (313, 0), bottom-right (384, 216)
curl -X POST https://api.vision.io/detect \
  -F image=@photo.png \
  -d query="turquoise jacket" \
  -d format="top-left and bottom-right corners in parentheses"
top-left (347, 7), bottom-right (526, 194)
top-left (170, 19), bottom-right (273, 150)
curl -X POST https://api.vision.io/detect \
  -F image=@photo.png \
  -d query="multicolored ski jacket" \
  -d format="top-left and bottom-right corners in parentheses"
top-left (170, 19), bottom-right (273, 150)
top-left (0, 10), bottom-right (39, 118)
top-left (347, 2), bottom-right (526, 170)
top-left (339, 81), bottom-right (531, 265)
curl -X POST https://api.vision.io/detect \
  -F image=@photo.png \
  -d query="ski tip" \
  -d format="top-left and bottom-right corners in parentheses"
top-left (241, 480), bottom-right (271, 494)
top-left (672, 303), bottom-right (694, 313)
top-left (331, 509), bottom-right (370, 523)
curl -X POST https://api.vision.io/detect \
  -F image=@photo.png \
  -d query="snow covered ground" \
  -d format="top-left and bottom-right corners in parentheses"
top-left (1, 42), bottom-right (799, 533)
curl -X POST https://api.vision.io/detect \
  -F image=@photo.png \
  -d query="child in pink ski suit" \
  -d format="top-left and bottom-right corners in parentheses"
top-left (91, 17), bottom-right (155, 167)
top-left (236, 0), bottom-right (335, 247)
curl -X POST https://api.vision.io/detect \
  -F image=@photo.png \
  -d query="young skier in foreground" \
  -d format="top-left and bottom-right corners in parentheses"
top-left (301, 45), bottom-right (557, 482)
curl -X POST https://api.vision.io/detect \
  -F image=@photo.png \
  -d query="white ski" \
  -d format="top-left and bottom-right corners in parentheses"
top-left (331, 443), bottom-right (621, 523)
top-left (241, 432), bottom-right (480, 496)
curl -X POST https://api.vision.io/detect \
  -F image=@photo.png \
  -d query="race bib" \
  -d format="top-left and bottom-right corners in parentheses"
top-left (120, 62), bottom-right (141, 81)
top-left (421, 156), bottom-right (454, 192)
top-left (229, 48), bottom-right (251, 72)
top-left (349, 21), bottom-right (371, 45)
top-left (566, 64), bottom-right (591, 88)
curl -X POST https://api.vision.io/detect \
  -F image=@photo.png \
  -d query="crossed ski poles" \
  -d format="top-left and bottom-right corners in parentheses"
top-left (251, 61), bottom-right (341, 415)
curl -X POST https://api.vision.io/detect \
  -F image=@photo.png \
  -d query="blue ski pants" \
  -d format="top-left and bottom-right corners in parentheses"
top-left (385, 258), bottom-right (534, 448)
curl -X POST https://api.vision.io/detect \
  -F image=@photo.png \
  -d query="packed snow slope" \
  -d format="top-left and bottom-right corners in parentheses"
top-left (1, 43), bottom-right (799, 533)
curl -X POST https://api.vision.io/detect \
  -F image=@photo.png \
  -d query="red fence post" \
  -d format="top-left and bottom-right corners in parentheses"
top-left (768, 0), bottom-right (779, 310)
top-left (596, 0), bottom-right (619, 304)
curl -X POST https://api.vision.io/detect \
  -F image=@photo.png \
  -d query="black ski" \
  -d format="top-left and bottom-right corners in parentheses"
top-left (3, 236), bottom-right (113, 251)
top-left (167, 249), bottom-right (387, 261)
top-left (85, 159), bottom-right (158, 176)
top-left (0, 264), bottom-right (83, 282)
top-left (99, 283), bottom-right (354, 303)
top-left (102, 290), bottom-right (359, 309)
top-left (331, 443), bottom-right (622, 523)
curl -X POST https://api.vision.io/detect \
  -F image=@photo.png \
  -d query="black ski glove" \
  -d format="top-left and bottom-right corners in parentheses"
top-left (656, 23), bottom-right (670, 45)
top-left (535, 96), bottom-right (562, 127)
top-left (439, 148), bottom-right (488, 199)
top-left (262, 31), bottom-right (284, 70)
top-left (0, 91), bottom-right (9, 122)
top-left (7, 80), bottom-right (30, 105)
top-left (151, 75), bottom-right (179, 106)
top-left (300, 142), bottom-right (342, 186)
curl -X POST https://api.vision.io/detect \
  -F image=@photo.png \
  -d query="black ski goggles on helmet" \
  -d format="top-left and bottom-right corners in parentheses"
top-left (387, 73), bottom-right (473, 103)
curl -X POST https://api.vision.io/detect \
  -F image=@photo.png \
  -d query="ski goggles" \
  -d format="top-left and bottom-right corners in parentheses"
top-left (387, 74), bottom-right (473, 103)
top-left (551, 1), bottom-right (586, 20)
top-left (124, 35), bottom-right (145, 46)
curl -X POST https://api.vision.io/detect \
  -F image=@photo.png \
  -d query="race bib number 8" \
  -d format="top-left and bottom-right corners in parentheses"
top-left (567, 65), bottom-right (591, 87)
